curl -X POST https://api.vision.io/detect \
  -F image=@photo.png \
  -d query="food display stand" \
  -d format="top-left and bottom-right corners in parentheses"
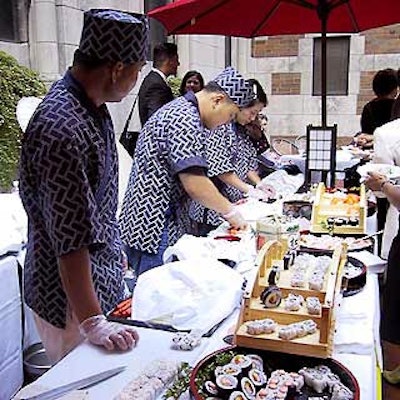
top-left (311, 183), bottom-right (367, 235)
top-left (235, 240), bottom-right (347, 358)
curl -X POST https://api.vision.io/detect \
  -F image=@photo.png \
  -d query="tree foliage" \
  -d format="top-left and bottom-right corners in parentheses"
top-left (167, 75), bottom-right (182, 97)
top-left (0, 51), bottom-right (47, 192)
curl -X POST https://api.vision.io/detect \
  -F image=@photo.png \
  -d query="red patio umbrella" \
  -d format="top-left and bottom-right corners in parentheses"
top-left (148, 0), bottom-right (400, 127)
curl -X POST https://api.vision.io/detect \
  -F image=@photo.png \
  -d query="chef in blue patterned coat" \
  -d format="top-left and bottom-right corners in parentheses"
top-left (19, 9), bottom-right (148, 364)
top-left (190, 79), bottom-right (271, 235)
top-left (119, 67), bottom-right (254, 275)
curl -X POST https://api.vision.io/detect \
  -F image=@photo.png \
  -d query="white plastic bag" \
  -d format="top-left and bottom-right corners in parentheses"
top-left (260, 170), bottom-right (304, 198)
top-left (163, 234), bottom-right (255, 265)
top-left (132, 259), bottom-right (244, 331)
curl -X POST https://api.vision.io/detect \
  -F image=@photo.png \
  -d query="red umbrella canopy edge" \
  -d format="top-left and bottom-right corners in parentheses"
top-left (148, 0), bottom-right (400, 38)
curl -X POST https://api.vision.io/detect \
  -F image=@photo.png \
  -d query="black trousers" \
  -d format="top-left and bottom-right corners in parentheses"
top-left (381, 230), bottom-right (400, 344)
top-left (377, 197), bottom-right (389, 254)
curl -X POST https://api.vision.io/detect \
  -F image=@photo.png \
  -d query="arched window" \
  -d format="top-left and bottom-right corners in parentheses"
top-left (0, 0), bottom-right (29, 42)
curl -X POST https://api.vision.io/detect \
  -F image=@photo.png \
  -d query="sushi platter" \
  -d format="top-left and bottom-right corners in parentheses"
top-left (310, 183), bottom-right (367, 235)
top-left (234, 240), bottom-right (347, 358)
top-left (190, 346), bottom-right (359, 399)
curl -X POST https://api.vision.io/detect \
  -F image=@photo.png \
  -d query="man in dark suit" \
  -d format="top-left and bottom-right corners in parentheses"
top-left (138, 42), bottom-right (179, 125)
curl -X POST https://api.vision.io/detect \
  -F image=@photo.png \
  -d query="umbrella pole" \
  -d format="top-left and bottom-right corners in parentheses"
top-left (225, 36), bottom-right (232, 67)
top-left (321, 24), bottom-right (327, 128)
top-left (319, 0), bottom-right (328, 128)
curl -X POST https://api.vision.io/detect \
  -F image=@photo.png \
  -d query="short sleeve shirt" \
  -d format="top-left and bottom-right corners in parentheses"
top-left (19, 71), bottom-right (124, 328)
top-left (189, 123), bottom-right (258, 225)
top-left (119, 91), bottom-right (208, 253)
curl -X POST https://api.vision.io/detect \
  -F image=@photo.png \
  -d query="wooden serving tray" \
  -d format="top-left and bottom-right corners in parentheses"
top-left (234, 240), bottom-right (347, 358)
top-left (310, 183), bottom-right (367, 235)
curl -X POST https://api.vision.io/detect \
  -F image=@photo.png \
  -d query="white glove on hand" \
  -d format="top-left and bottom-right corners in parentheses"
top-left (222, 206), bottom-right (247, 231)
top-left (79, 315), bottom-right (139, 351)
top-left (256, 182), bottom-right (276, 199)
top-left (246, 185), bottom-right (272, 201)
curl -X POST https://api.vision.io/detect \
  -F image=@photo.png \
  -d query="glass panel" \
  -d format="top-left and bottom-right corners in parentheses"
top-left (0, 0), bottom-right (17, 41)
top-left (313, 36), bottom-right (350, 96)
top-left (144, 0), bottom-right (168, 61)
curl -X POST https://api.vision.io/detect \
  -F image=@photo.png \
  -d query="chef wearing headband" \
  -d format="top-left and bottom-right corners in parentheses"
top-left (119, 66), bottom-right (255, 275)
top-left (19, 9), bottom-right (149, 363)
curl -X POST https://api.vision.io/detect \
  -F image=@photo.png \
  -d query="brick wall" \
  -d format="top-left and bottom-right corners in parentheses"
top-left (271, 73), bottom-right (301, 95)
top-left (363, 25), bottom-right (400, 55)
top-left (357, 71), bottom-right (377, 115)
top-left (252, 35), bottom-right (303, 57)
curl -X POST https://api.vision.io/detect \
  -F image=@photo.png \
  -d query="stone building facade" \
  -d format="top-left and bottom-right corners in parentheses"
top-left (2, 1), bottom-right (400, 138)
top-left (1, 1), bottom-right (400, 198)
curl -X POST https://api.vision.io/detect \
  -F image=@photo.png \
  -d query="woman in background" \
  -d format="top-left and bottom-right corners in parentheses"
top-left (179, 70), bottom-right (204, 95)
top-left (189, 79), bottom-right (271, 236)
top-left (356, 68), bottom-right (398, 149)
top-left (357, 68), bottom-right (398, 254)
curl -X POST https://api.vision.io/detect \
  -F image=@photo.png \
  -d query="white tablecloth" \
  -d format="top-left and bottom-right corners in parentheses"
top-left (15, 202), bottom-right (382, 400)
top-left (0, 256), bottom-right (24, 400)
top-left (23, 273), bottom-right (381, 400)
top-left (280, 150), bottom-right (360, 174)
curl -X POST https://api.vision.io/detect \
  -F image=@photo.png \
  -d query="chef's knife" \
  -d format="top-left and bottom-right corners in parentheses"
top-left (20, 365), bottom-right (126, 400)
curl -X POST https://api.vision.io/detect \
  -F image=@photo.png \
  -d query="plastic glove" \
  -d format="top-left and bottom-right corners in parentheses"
top-left (222, 206), bottom-right (247, 231)
top-left (246, 185), bottom-right (272, 201)
top-left (256, 182), bottom-right (276, 199)
top-left (79, 315), bottom-right (139, 351)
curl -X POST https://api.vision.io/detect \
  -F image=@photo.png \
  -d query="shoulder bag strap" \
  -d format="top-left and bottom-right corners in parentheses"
top-left (122, 94), bottom-right (139, 138)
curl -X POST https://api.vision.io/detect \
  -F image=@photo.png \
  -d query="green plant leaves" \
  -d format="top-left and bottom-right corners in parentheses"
top-left (0, 51), bottom-right (47, 192)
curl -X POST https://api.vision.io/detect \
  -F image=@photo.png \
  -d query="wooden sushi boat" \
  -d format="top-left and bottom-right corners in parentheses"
top-left (310, 183), bottom-right (367, 235)
top-left (234, 239), bottom-right (347, 358)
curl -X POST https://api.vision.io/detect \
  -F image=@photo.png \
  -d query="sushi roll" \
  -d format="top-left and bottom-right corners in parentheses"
top-left (315, 364), bottom-right (332, 374)
top-left (290, 271), bottom-right (306, 288)
top-left (215, 366), bottom-right (225, 377)
top-left (284, 293), bottom-right (304, 311)
top-left (228, 391), bottom-right (247, 400)
top-left (289, 372), bottom-right (304, 391)
top-left (223, 363), bottom-right (242, 379)
top-left (298, 368), bottom-right (326, 393)
top-left (231, 354), bottom-right (252, 374)
top-left (325, 372), bottom-right (341, 390)
top-left (292, 322), bottom-right (308, 338)
top-left (309, 275), bottom-right (324, 291)
top-left (204, 381), bottom-right (219, 396)
top-left (331, 382), bottom-right (354, 400)
top-left (327, 217), bottom-right (335, 225)
top-left (261, 318), bottom-right (277, 334)
top-left (278, 326), bottom-right (297, 340)
top-left (348, 216), bottom-right (359, 226)
top-left (241, 377), bottom-right (256, 399)
top-left (246, 321), bottom-right (264, 335)
top-left (216, 374), bottom-right (238, 397)
top-left (247, 354), bottom-right (264, 371)
top-left (306, 296), bottom-right (322, 315)
top-left (334, 217), bottom-right (345, 226)
top-left (303, 319), bottom-right (318, 334)
top-left (248, 368), bottom-right (267, 388)
top-left (260, 286), bottom-right (282, 308)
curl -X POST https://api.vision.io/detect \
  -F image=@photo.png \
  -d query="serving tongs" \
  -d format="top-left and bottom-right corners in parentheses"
top-left (352, 230), bottom-right (384, 244)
